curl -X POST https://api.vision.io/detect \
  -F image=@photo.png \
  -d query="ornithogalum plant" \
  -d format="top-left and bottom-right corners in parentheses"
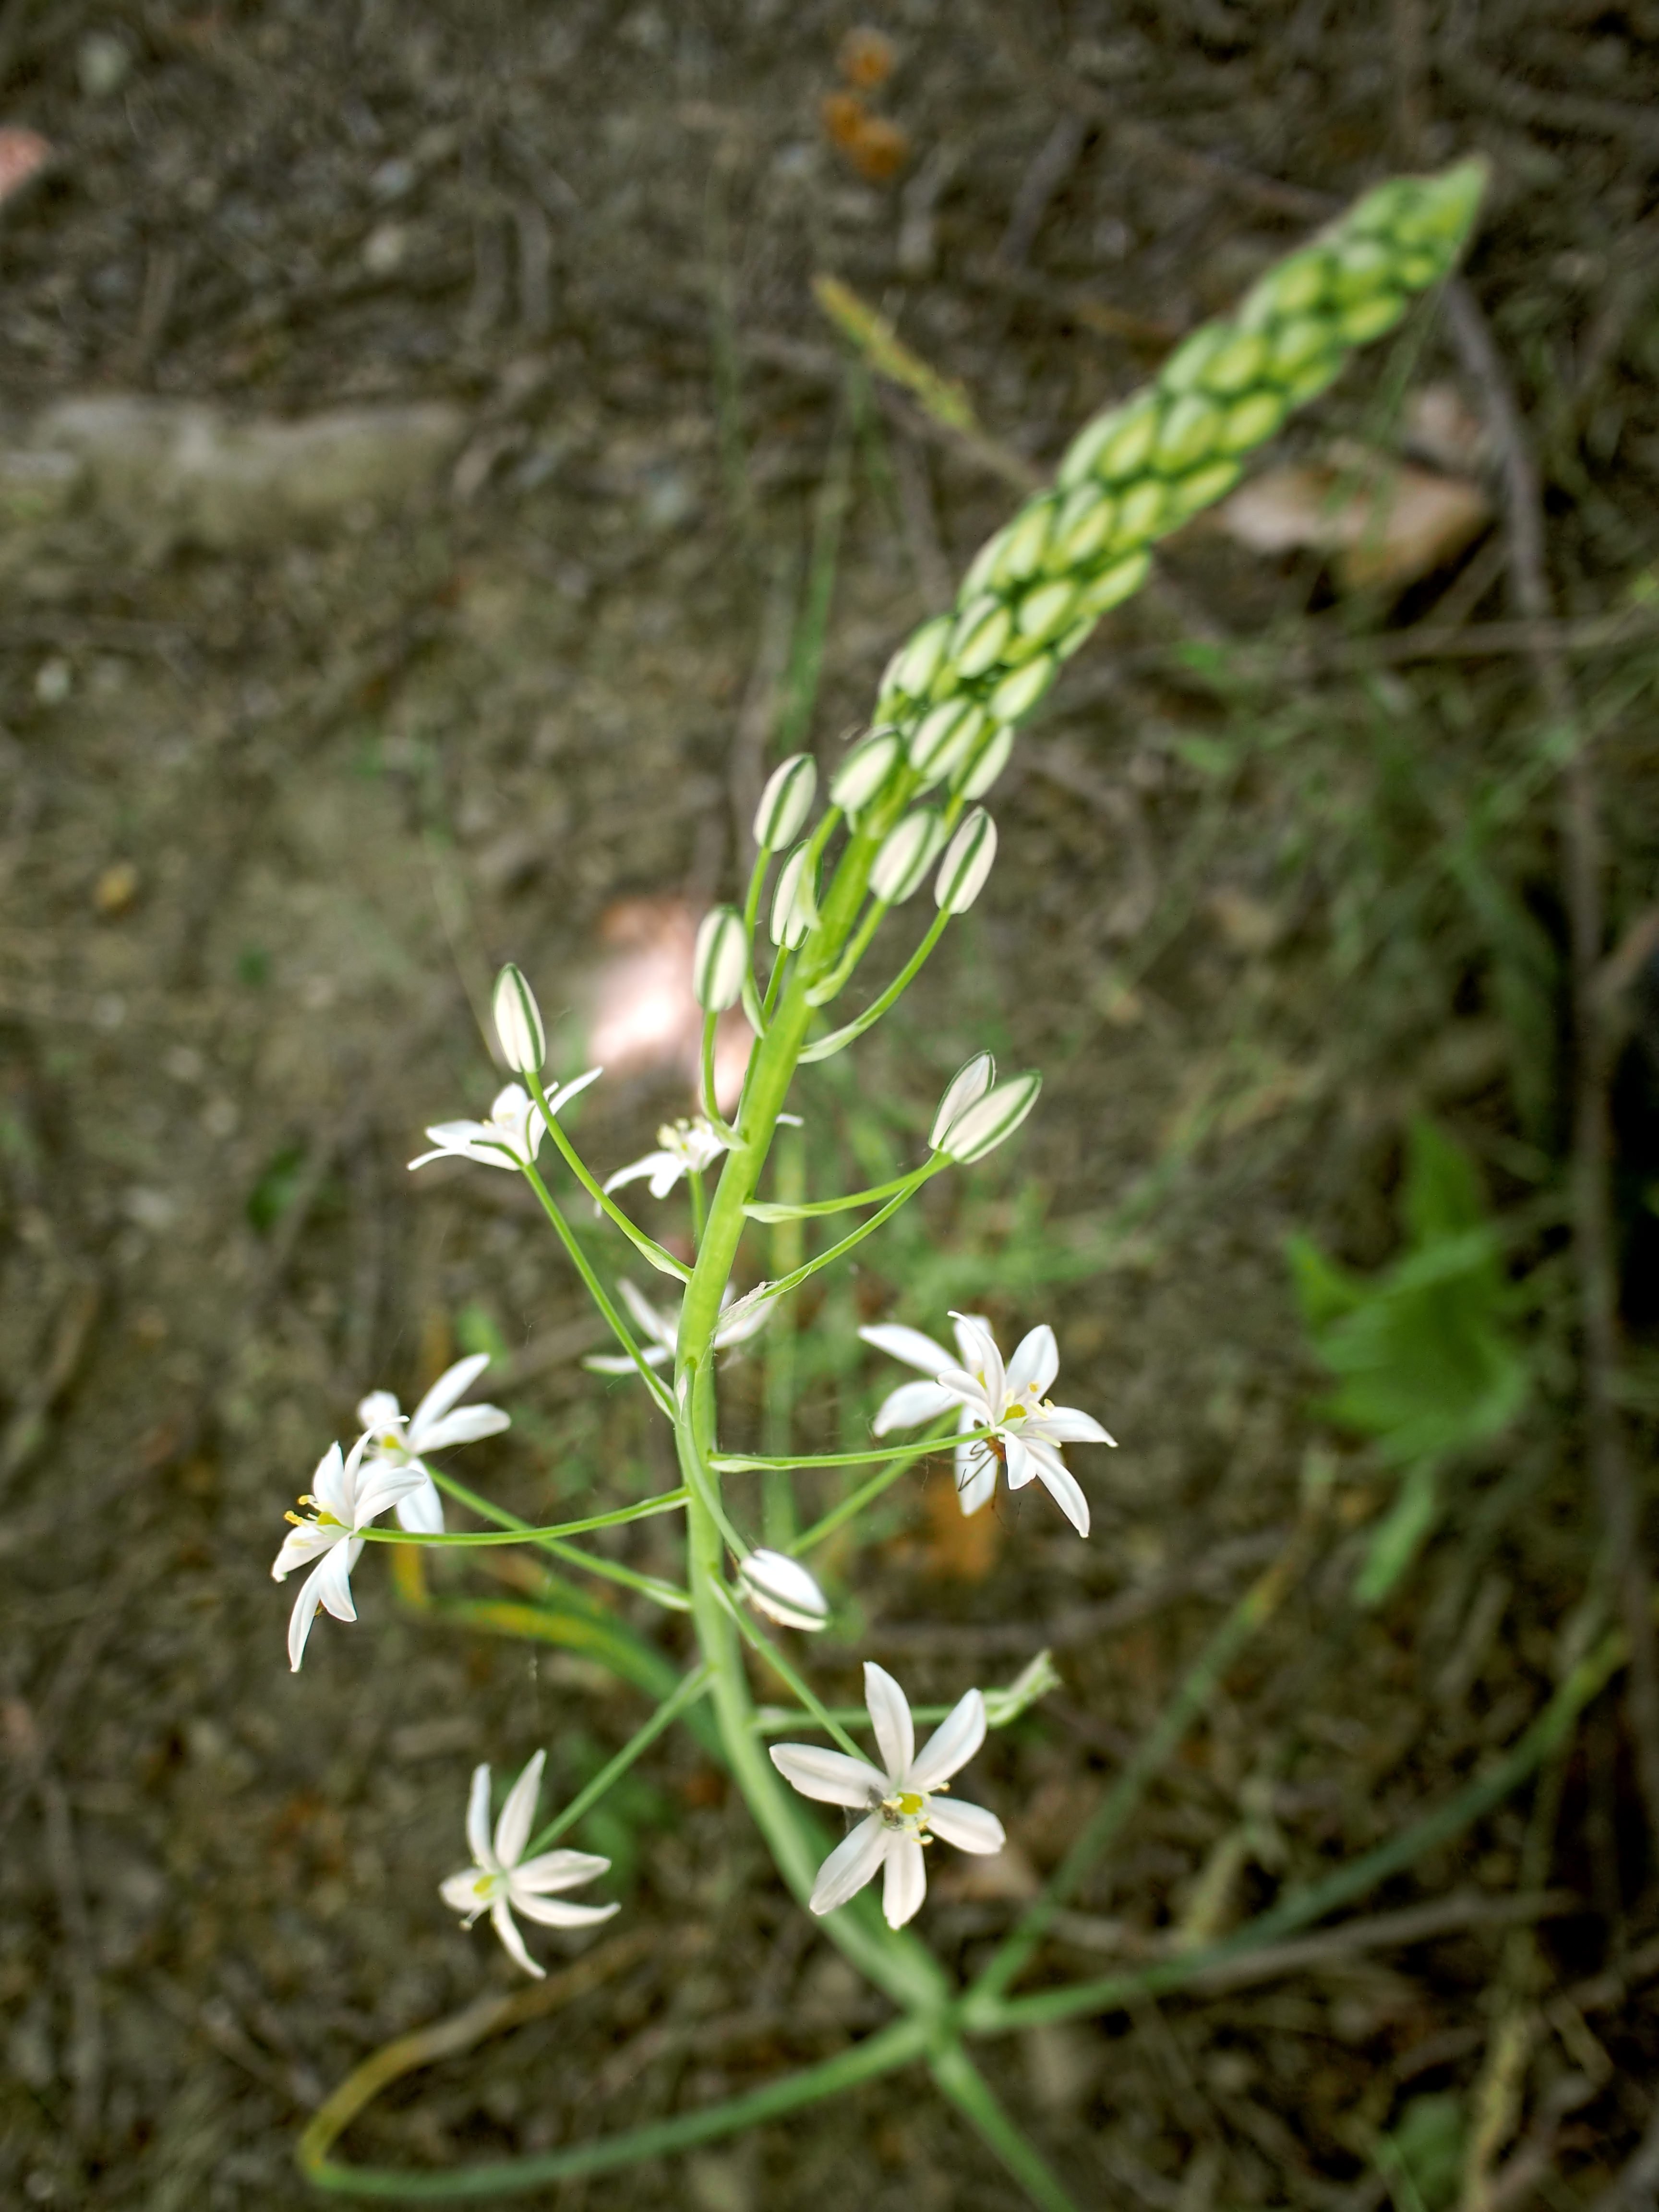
top-left (282, 164), bottom-right (1491, 2208)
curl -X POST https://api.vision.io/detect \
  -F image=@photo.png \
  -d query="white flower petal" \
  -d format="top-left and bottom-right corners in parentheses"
top-left (286, 1568), bottom-right (325, 1671)
top-left (353, 1463), bottom-right (428, 1527)
top-left (440, 1868), bottom-right (487, 1920)
top-left (602, 1152), bottom-right (675, 1197)
top-left (418, 1404), bottom-right (510, 1452)
top-left (544, 1065), bottom-right (602, 1115)
top-left (882, 1836), bottom-right (927, 1928)
top-left (489, 1896), bottom-right (544, 1978)
top-left (511, 1893), bottom-right (620, 1929)
top-left (1036, 1407), bottom-right (1116, 1446)
top-left (870, 1378), bottom-right (960, 1435)
top-left (858, 1323), bottom-right (955, 1376)
top-left (1006, 1323), bottom-right (1058, 1401)
top-left (618, 1278), bottom-right (675, 1349)
top-left (1003, 1431), bottom-right (1034, 1491)
top-left (410, 1353), bottom-right (493, 1436)
top-left (394, 1475), bottom-right (446, 1536)
top-left (312, 1537), bottom-right (362, 1624)
top-left (926, 1797), bottom-right (1005, 1855)
top-left (309, 1441), bottom-right (349, 1519)
top-left (770, 1743), bottom-right (886, 1808)
top-left (908, 1688), bottom-right (986, 1792)
top-left (271, 1520), bottom-right (339, 1581)
top-left (511, 1848), bottom-right (612, 1894)
top-left (863, 1663), bottom-right (914, 1783)
top-left (1029, 1449), bottom-right (1091, 1537)
top-left (949, 1313), bottom-right (1001, 1396)
top-left (809, 1815), bottom-right (889, 1915)
top-left (465, 1764), bottom-right (494, 1868)
top-left (494, 1750), bottom-right (544, 1868)
top-left (357, 1390), bottom-right (403, 1433)
top-left (584, 1350), bottom-right (669, 1375)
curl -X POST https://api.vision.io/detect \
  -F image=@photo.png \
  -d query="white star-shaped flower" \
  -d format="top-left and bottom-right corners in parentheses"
top-left (439, 1751), bottom-right (618, 1979)
top-left (270, 1435), bottom-right (426, 1671)
top-left (583, 1278), bottom-right (769, 1376)
top-left (356, 1353), bottom-right (510, 1536)
top-left (858, 1310), bottom-right (1114, 1536)
top-left (770, 1663), bottom-right (1005, 1928)
top-left (409, 1070), bottom-right (601, 1173)
top-left (601, 1116), bottom-right (730, 1201)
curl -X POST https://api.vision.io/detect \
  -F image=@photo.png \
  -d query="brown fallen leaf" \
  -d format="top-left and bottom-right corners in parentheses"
top-left (1217, 443), bottom-right (1490, 593)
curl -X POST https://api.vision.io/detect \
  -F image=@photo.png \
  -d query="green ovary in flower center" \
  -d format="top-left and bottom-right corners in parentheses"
top-left (878, 1789), bottom-right (930, 1836)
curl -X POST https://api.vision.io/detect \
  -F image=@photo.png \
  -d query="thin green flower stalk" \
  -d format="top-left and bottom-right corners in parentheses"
top-left (283, 163), bottom-right (1487, 2209)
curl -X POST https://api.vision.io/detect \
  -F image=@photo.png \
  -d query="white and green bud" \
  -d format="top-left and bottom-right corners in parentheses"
top-left (693, 905), bottom-right (748, 1012)
top-left (910, 698), bottom-right (984, 780)
top-left (930, 1050), bottom-right (995, 1151)
top-left (960, 722), bottom-right (1015, 800)
top-left (492, 962), bottom-right (546, 1076)
top-left (1014, 578), bottom-right (1079, 646)
top-left (830, 727), bottom-right (903, 815)
top-left (938, 1070), bottom-right (1042, 1163)
top-left (949, 595), bottom-right (1014, 679)
top-left (870, 807), bottom-right (947, 904)
top-left (753, 753), bottom-right (817, 851)
top-left (987, 654), bottom-right (1057, 725)
top-left (769, 841), bottom-right (818, 949)
top-left (983, 1648), bottom-right (1063, 1727)
top-left (935, 808), bottom-right (997, 915)
top-left (878, 614), bottom-right (952, 708)
top-left (738, 1548), bottom-right (829, 1633)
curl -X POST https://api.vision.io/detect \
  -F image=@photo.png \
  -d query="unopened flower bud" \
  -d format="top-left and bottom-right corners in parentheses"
top-left (753, 754), bottom-right (817, 851)
top-left (492, 962), bottom-right (546, 1075)
top-left (693, 906), bottom-right (749, 1012)
top-left (769, 842), bottom-right (818, 950)
top-left (930, 1050), bottom-right (995, 1151)
top-left (830, 728), bottom-right (902, 815)
top-left (935, 808), bottom-right (997, 914)
top-left (870, 808), bottom-right (946, 904)
top-left (938, 1071), bottom-right (1041, 1163)
top-left (738, 1548), bottom-right (829, 1632)
top-left (960, 723), bottom-right (1015, 800)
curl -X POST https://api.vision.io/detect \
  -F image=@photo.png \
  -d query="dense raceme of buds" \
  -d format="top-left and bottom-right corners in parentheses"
top-left (869, 161), bottom-right (1487, 804)
top-left (753, 753), bottom-right (818, 851)
top-left (693, 906), bottom-right (749, 1011)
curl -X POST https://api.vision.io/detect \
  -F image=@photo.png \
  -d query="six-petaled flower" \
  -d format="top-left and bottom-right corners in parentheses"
top-left (440, 1751), bottom-right (618, 1979)
top-left (770, 1663), bottom-right (1005, 1927)
top-left (409, 1070), bottom-right (601, 1173)
top-left (859, 1310), bottom-right (1113, 1536)
top-left (270, 1435), bottom-right (426, 1671)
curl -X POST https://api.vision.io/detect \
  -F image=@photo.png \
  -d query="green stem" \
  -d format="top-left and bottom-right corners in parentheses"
top-left (699, 1012), bottom-right (737, 1140)
top-left (746, 1157), bottom-right (945, 1221)
top-left (928, 2040), bottom-right (1084, 2212)
top-left (720, 1588), bottom-right (867, 1759)
top-left (524, 1663), bottom-right (713, 1855)
top-left (517, 1160), bottom-right (676, 1415)
top-left (688, 1168), bottom-right (707, 1249)
top-left (357, 1490), bottom-right (688, 1547)
top-left (792, 1444), bottom-right (940, 1556)
top-left (301, 2015), bottom-right (930, 2198)
top-left (800, 907), bottom-right (952, 1059)
top-left (715, 1424), bottom-right (975, 1474)
top-left (525, 1071), bottom-right (690, 1283)
top-left (804, 895), bottom-right (888, 1008)
top-left (742, 1179), bottom-right (930, 1313)
top-left (426, 1470), bottom-right (690, 1612)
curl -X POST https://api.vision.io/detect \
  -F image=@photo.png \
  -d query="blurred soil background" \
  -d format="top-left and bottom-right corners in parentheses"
top-left (2, 2), bottom-right (1659, 2207)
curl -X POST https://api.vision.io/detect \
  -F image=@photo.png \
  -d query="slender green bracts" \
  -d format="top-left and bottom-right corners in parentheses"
top-left (858, 160), bottom-right (1488, 811)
